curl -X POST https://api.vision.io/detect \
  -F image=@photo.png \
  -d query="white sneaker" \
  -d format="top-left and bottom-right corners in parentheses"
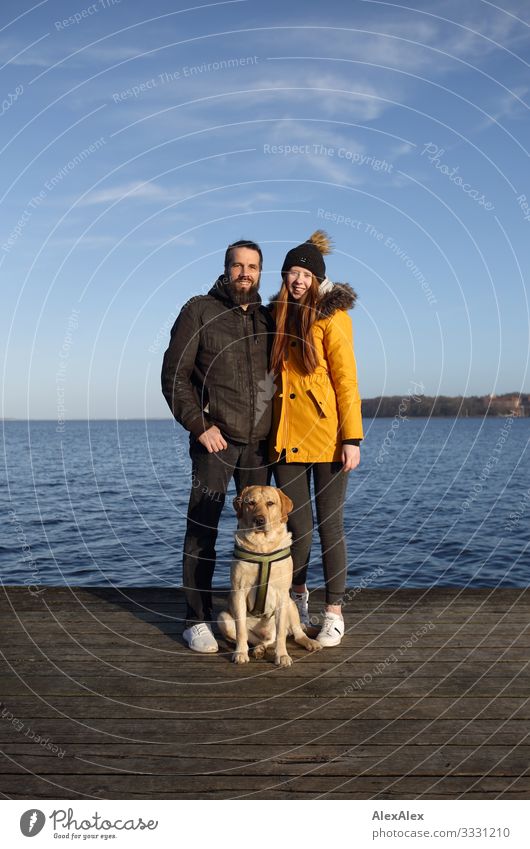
top-left (290, 589), bottom-right (310, 626)
top-left (316, 612), bottom-right (344, 647)
top-left (183, 622), bottom-right (218, 653)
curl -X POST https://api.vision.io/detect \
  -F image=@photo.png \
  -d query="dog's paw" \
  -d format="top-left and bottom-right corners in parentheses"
top-left (251, 645), bottom-right (266, 660)
top-left (294, 634), bottom-right (323, 652)
top-left (232, 651), bottom-right (250, 664)
top-left (275, 654), bottom-right (293, 668)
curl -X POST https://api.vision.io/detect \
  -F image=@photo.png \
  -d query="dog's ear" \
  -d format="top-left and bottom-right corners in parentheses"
top-left (278, 489), bottom-right (293, 523)
top-left (233, 486), bottom-right (250, 518)
top-left (233, 494), bottom-right (243, 517)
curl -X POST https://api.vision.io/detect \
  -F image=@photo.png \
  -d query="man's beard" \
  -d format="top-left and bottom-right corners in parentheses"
top-left (226, 276), bottom-right (260, 305)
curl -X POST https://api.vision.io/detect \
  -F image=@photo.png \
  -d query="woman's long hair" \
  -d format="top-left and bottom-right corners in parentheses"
top-left (270, 274), bottom-right (321, 375)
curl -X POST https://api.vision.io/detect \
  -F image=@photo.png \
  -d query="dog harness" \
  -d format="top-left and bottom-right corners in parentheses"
top-left (232, 544), bottom-right (292, 616)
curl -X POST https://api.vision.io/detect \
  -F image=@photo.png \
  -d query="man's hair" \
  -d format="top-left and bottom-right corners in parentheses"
top-left (224, 239), bottom-right (263, 273)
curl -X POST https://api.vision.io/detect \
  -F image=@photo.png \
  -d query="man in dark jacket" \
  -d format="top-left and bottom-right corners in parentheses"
top-left (161, 240), bottom-right (274, 652)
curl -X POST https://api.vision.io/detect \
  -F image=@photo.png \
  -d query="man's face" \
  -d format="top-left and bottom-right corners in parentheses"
top-left (226, 247), bottom-right (261, 303)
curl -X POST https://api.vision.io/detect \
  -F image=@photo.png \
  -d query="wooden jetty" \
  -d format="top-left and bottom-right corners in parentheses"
top-left (1, 586), bottom-right (529, 799)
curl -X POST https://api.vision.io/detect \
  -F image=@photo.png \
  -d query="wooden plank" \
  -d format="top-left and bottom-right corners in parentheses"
top-left (2, 588), bottom-right (529, 613)
top-left (3, 607), bottom-right (527, 623)
top-left (0, 662), bottom-right (527, 683)
top-left (4, 596), bottom-right (521, 609)
top-left (0, 644), bottom-right (530, 680)
top-left (31, 608), bottom-right (518, 624)
top-left (2, 631), bottom-right (528, 650)
top-left (0, 674), bottom-right (528, 698)
top-left (2, 617), bottom-right (528, 635)
top-left (0, 664), bottom-right (527, 687)
top-left (0, 744), bottom-right (529, 776)
top-left (0, 719), bottom-right (529, 746)
top-left (0, 664), bottom-right (527, 685)
top-left (6, 789), bottom-right (529, 802)
top-left (0, 773), bottom-right (529, 799)
top-left (3, 647), bottom-right (530, 664)
top-left (3, 586), bottom-right (528, 599)
top-left (2, 696), bottom-right (529, 720)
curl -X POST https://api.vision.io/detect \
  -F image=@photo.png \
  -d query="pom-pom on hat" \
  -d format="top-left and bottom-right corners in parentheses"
top-left (281, 230), bottom-right (333, 283)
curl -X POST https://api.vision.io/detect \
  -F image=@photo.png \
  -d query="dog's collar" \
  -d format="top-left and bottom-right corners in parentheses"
top-left (233, 544), bottom-right (291, 617)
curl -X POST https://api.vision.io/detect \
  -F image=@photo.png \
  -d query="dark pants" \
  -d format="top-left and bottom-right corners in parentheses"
top-left (183, 437), bottom-right (270, 624)
top-left (273, 457), bottom-right (348, 605)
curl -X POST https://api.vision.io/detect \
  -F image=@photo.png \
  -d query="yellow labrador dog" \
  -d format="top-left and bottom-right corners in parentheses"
top-left (217, 485), bottom-right (322, 667)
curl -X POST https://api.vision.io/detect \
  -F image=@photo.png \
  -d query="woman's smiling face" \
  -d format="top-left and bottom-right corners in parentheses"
top-left (285, 266), bottom-right (313, 300)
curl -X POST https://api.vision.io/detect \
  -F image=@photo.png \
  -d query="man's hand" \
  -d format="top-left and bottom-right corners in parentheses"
top-left (341, 444), bottom-right (360, 472)
top-left (197, 425), bottom-right (228, 453)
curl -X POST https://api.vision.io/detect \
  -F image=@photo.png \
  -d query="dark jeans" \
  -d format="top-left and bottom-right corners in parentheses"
top-left (183, 437), bottom-right (270, 624)
top-left (273, 457), bottom-right (348, 605)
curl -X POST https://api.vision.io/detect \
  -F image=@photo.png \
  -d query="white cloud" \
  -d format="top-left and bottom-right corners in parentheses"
top-left (475, 84), bottom-right (529, 130)
top-left (80, 181), bottom-right (171, 206)
top-left (0, 37), bottom-right (54, 68)
top-left (49, 234), bottom-right (118, 248)
top-left (247, 73), bottom-right (389, 121)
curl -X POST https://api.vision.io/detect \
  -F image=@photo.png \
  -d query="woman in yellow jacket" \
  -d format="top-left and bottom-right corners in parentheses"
top-left (270, 231), bottom-right (363, 646)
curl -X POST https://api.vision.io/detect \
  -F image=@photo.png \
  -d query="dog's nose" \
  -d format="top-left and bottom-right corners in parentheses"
top-left (254, 515), bottom-right (266, 526)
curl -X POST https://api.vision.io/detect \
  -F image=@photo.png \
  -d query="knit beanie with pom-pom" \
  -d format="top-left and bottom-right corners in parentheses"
top-left (281, 230), bottom-right (333, 283)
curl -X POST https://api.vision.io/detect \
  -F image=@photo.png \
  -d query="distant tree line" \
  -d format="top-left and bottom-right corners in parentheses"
top-left (362, 393), bottom-right (529, 418)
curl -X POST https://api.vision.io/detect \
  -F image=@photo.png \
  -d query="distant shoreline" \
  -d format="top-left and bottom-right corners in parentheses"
top-left (2, 392), bottom-right (529, 421)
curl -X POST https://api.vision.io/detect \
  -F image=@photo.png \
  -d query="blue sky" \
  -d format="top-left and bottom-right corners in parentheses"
top-left (1, 0), bottom-right (529, 419)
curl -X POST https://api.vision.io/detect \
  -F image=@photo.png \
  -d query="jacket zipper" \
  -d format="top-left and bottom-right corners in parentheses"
top-left (282, 365), bottom-right (290, 456)
top-left (243, 312), bottom-right (255, 442)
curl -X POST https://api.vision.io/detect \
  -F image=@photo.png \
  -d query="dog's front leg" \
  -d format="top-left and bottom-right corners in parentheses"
top-left (232, 591), bottom-right (250, 664)
top-left (274, 595), bottom-right (292, 668)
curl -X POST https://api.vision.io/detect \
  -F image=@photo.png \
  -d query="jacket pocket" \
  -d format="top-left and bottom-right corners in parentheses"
top-left (307, 388), bottom-right (329, 418)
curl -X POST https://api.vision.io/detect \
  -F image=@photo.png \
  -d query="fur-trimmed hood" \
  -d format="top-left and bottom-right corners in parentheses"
top-left (269, 282), bottom-right (357, 319)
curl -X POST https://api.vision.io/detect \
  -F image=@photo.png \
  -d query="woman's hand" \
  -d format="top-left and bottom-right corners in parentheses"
top-left (341, 443), bottom-right (360, 472)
